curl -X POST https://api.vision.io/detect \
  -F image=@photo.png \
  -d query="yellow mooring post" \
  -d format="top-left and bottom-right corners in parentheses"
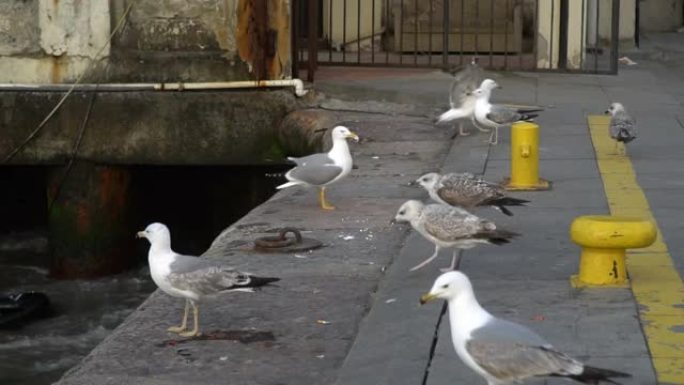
top-left (570, 216), bottom-right (657, 287)
top-left (503, 121), bottom-right (551, 190)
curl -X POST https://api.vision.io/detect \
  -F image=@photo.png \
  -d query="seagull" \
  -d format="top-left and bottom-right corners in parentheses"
top-left (277, 126), bottom-right (359, 210)
top-left (392, 200), bottom-right (518, 272)
top-left (416, 172), bottom-right (529, 216)
top-left (420, 271), bottom-right (632, 385)
top-left (437, 57), bottom-right (489, 137)
top-left (605, 102), bottom-right (637, 155)
top-left (137, 222), bottom-right (280, 337)
top-left (472, 79), bottom-right (543, 145)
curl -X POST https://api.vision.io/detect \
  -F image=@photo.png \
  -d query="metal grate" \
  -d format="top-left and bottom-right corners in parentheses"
top-left (293, 0), bottom-right (620, 80)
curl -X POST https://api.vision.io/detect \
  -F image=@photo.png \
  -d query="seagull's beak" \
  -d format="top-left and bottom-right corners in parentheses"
top-left (604, 109), bottom-right (611, 114)
top-left (346, 131), bottom-right (360, 142)
top-left (420, 292), bottom-right (438, 305)
top-left (408, 180), bottom-right (419, 187)
top-left (389, 218), bottom-right (397, 225)
top-left (136, 231), bottom-right (146, 239)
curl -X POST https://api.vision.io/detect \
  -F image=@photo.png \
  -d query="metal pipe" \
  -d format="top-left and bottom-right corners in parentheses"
top-left (0, 79), bottom-right (309, 97)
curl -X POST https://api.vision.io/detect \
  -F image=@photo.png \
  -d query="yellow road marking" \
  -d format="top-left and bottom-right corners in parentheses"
top-left (588, 115), bottom-right (684, 384)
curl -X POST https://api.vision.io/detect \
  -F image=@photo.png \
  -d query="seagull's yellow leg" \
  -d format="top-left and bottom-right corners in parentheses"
top-left (179, 302), bottom-right (200, 337)
top-left (167, 300), bottom-right (189, 333)
top-left (319, 187), bottom-right (336, 210)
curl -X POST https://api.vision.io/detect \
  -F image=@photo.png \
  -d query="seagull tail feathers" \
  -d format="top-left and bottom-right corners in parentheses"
top-left (248, 276), bottom-right (281, 287)
top-left (276, 181), bottom-right (299, 190)
top-left (518, 113), bottom-right (539, 122)
top-left (488, 197), bottom-right (530, 216)
top-left (476, 229), bottom-right (520, 245)
top-left (436, 108), bottom-right (469, 124)
top-left (561, 365), bottom-right (631, 384)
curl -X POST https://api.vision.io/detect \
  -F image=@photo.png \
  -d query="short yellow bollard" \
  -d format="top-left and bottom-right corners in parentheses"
top-left (503, 122), bottom-right (551, 191)
top-left (570, 215), bottom-right (657, 287)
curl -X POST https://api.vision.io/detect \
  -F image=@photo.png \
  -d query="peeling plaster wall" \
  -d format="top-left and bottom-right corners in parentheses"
top-left (0, 0), bottom-right (292, 83)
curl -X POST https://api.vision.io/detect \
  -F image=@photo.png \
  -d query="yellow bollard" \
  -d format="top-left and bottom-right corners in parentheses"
top-left (570, 215), bottom-right (657, 287)
top-left (503, 122), bottom-right (551, 191)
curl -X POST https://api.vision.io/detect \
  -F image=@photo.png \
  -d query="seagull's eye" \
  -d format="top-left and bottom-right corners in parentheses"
top-left (399, 210), bottom-right (405, 215)
top-left (422, 178), bottom-right (429, 182)
top-left (441, 284), bottom-right (449, 289)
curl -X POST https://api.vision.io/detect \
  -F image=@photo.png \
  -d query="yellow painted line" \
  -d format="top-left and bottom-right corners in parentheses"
top-left (588, 115), bottom-right (684, 384)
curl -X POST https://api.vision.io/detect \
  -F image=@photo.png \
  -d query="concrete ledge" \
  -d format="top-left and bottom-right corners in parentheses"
top-left (0, 89), bottom-right (315, 165)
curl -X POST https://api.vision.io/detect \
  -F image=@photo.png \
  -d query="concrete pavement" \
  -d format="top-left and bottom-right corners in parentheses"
top-left (59, 35), bottom-right (684, 384)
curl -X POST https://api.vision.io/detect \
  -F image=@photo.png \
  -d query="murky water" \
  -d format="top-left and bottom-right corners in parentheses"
top-left (0, 232), bottom-right (156, 385)
top-left (0, 165), bottom-right (285, 384)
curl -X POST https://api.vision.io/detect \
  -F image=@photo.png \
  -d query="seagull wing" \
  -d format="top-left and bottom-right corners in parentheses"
top-left (437, 173), bottom-right (502, 207)
top-left (167, 257), bottom-right (253, 296)
top-left (287, 153), bottom-right (343, 185)
top-left (421, 205), bottom-right (485, 241)
top-left (466, 341), bottom-right (583, 382)
top-left (487, 105), bottom-right (540, 125)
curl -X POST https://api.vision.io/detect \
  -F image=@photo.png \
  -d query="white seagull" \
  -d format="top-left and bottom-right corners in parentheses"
top-left (392, 200), bottom-right (518, 271)
top-left (420, 271), bottom-right (632, 385)
top-left (605, 102), bottom-right (637, 155)
top-left (277, 126), bottom-right (359, 210)
top-left (137, 222), bottom-right (280, 337)
top-left (472, 79), bottom-right (543, 145)
top-left (437, 57), bottom-right (488, 137)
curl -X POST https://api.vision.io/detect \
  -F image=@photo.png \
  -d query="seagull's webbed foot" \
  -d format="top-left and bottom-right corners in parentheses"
top-left (167, 325), bottom-right (187, 333)
top-left (319, 187), bottom-right (336, 210)
top-left (458, 122), bottom-right (471, 136)
top-left (410, 246), bottom-right (440, 272)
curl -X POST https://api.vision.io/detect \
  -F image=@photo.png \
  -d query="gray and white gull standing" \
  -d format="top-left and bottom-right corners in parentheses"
top-left (421, 271), bottom-right (632, 385)
top-left (416, 172), bottom-right (529, 216)
top-left (277, 125), bottom-right (359, 210)
top-left (436, 57), bottom-right (489, 137)
top-left (137, 222), bottom-right (280, 337)
top-left (392, 200), bottom-right (518, 271)
top-left (605, 102), bottom-right (637, 154)
top-left (472, 79), bottom-right (543, 145)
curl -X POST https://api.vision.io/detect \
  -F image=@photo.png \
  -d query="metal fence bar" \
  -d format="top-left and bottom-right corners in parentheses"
top-left (609, 0), bottom-right (620, 74)
top-left (581, 0), bottom-right (586, 70)
top-left (489, 0), bottom-right (494, 68)
top-left (385, 0), bottom-right (390, 64)
top-left (291, 0), bottom-right (299, 78)
top-left (372, 0), bottom-right (376, 63)
top-left (400, 0), bottom-right (404, 64)
top-left (414, 0), bottom-right (419, 65)
top-left (503, 0), bottom-right (509, 70)
top-left (443, 0), bottom-right (449, 67)
top-left (307, 0), bottom-right (318, 82)
top-left (459, 0), bottom-right (464, 66)
top-left (343, 0), bottom-right (347, 62)
top-left (594, 0), bottom-right (599, 73)
top-left (357, 0), bottom-right (361, 63)
top-left (329, 0), bottom-right (333, 62)
top-left (428, 0), bottom-right (433, 66)
top-left (558, 0), bottom-right (568, 69)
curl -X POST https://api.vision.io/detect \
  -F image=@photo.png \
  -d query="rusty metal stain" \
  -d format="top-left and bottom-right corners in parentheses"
top-left (50, 56), bottom-right (64, 83)
top-left (236, 0), bottom-right (290, 80)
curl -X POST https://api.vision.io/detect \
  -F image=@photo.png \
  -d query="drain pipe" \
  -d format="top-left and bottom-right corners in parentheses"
top-left (0, 79), bottom-right (309, 97)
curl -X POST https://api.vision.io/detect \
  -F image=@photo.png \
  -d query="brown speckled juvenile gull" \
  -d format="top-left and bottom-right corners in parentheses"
top-left (416, 172), bottom-right (529, 216)
top-left (137, 222), bottom-right (279, 337)
top-left (392, 200), bottom-right (518, 272)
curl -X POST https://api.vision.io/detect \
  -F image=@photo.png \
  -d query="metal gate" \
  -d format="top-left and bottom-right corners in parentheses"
top-left (292, 0), bottom-right (620, 81)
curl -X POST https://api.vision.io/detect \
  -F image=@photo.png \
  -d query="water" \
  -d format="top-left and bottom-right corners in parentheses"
top-left (0, 252), bottom-right (155, 385)
top-left (0, 165), bottom-right (285, 385)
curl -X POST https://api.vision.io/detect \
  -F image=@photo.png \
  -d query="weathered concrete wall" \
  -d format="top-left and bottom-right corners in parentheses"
top-left (0, 90), bottom-right (314, 166)
top-left (0, 0), bottom-right (292, 83)
top-left (0, 0), bottom-right (110, 83)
